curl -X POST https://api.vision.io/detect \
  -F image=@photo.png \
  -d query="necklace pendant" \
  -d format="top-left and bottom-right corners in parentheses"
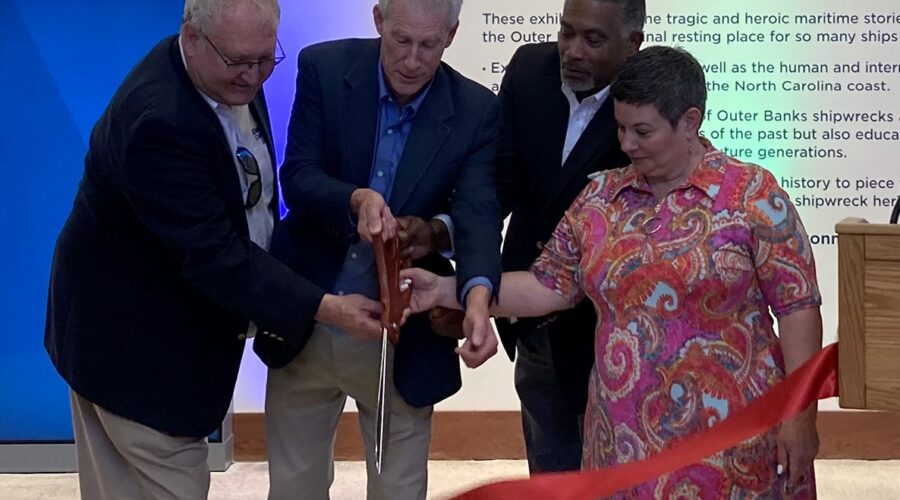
top-left (642, 216), bottom-right (663, 235)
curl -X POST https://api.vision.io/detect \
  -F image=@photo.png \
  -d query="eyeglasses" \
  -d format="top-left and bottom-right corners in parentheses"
top-left (236, 147), bottom-right (262, 209)
top-left (204, 34), bottom-right (285, 74)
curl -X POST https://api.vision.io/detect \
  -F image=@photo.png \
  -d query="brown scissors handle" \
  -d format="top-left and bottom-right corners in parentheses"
top-left (373, 233), bottom-right (411, 344)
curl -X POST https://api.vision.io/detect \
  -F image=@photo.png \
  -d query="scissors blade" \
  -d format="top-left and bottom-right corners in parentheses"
top-left (374, 326), bottom-right (392, 475)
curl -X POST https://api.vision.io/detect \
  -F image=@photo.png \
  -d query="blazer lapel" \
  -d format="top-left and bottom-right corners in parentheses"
top-left (250, 93), bottom-right (280, 218)
top-left (561, 96), bottom-right (618, 171)
top-left (539, 69), bottom-right (571, 189)
top-left (540, 97), bottom-right (619, 217)
top-left (340, 42), bottom-right (380, 190)
top-left (170, 37), bottom-right (233, 156)
top-left (169, 37), bottom-right (248, 228)
top-left (388, 67), bottom-right (453, 212)
top-left (250, 93), bottom-right (275, 163)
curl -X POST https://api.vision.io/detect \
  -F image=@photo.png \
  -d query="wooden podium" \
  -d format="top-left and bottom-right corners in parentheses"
top-left (836, 218), bottom-right (900, 411)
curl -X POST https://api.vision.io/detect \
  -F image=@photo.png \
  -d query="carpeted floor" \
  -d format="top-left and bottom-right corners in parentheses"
top-left (2, 460), bottom-right (899, 499)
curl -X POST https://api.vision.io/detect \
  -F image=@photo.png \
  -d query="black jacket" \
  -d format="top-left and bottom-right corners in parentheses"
top-left (495, 42), bottom-right (630, 412)
top-left (45, 36), bottom-right (324, 437)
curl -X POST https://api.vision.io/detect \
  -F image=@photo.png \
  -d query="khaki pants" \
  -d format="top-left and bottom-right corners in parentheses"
top-left (265, 323), bottom-right (433, 500)
top-left (70, 390), bottom-right (210, 500)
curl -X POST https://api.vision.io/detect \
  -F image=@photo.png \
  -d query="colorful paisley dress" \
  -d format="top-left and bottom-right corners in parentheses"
top-left (532, 143), bottom-right (821, 498)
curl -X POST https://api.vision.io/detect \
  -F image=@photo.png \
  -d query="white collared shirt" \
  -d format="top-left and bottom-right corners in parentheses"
top-left (560, 84), bottom-right (610, 166)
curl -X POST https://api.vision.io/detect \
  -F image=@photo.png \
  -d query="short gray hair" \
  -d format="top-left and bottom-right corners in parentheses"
top-left (183, 0), bottom-right (280, 33)
top-left (611, 46), bottom-right (707, 127)
top-left (378, 0), bottom-right (463, 27)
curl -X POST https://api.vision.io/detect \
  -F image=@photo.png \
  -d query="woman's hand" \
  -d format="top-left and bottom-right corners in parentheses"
top-left (399, 268), bottom-right (457, 314)
top-left (776, 412), bottom-right (819, 492)
top-left (775, 307), bottom-right (822, 492)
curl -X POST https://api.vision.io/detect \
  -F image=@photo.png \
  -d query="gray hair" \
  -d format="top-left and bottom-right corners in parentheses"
top-left (611, 46), bottom-right (707, 127)
top-left (183, 0), bottom-right (280, 33)
top-left (595, 0), bottom-right (645, 33)
top-left (377, 0), bottom-right (463, 27)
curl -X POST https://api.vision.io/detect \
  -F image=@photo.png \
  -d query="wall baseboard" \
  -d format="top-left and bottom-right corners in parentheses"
top-left (234, 410), bottom-right (900, 462)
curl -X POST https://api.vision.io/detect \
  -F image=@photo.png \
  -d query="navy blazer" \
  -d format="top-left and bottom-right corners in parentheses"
top-left (255, 38), bottom-right (502, 407)
top-left (45, 36), bottom-right (325, 438)
top-left (494, 42), bottom-right (631, 412)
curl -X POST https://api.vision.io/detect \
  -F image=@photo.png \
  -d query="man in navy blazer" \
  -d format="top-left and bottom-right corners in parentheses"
top-left (44, 1), bottom-right (383, 498)
top-left (255, 0), bottom-right (502, 498)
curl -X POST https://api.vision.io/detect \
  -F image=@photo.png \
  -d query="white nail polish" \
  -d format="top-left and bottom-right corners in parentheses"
top-left (777, 464), bottom-right (784, 476)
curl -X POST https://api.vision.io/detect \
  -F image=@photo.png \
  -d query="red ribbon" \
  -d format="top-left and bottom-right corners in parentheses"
top-left (454, 343), bottom-right (839, 500)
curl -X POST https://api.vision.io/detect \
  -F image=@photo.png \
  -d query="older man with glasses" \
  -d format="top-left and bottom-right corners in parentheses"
top-left (44, 1), bottom-right (382, 498)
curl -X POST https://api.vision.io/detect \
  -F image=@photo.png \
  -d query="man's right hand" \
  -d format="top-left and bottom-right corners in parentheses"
top-left (350, 188), bottom-right (398, 243)
top-left (397, 216), bottom-right (452, 260)
top-left (315, 293), bottom-right (383, 341)
top-left (457, 285), bottom-right (498, 368)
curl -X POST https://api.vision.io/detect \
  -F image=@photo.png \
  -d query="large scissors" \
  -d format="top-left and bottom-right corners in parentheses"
top-left (372, 233), bottom-right (411, 474)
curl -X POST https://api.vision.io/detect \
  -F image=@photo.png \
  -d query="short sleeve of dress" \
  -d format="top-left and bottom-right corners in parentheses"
top-left (530, 179), bottom-right (602, 306)
top-left (747, 167), bottom-right (822, 317)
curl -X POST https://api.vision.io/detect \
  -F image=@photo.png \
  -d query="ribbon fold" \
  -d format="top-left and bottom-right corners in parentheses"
top-left (454, 343), bottom-right (839, 500)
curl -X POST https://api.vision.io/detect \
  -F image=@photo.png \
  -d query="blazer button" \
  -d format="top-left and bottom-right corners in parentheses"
top-left (536, 241), bottom-right (545, 250)
top-left (237, 333), bottom-right (247, 341)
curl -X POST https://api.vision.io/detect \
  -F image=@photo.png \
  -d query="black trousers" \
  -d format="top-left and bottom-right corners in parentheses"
top-left (514, 326), bottom-right (584, 473)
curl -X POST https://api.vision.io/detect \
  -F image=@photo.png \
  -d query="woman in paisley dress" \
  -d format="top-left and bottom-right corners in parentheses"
top-left (403, 46), bottom-right (822, 498)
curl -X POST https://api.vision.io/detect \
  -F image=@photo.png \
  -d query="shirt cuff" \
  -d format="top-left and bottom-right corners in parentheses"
top-left (432, 214), bottom-right (455, 259)
top-left (460, 277), bottom-right (493, 306)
